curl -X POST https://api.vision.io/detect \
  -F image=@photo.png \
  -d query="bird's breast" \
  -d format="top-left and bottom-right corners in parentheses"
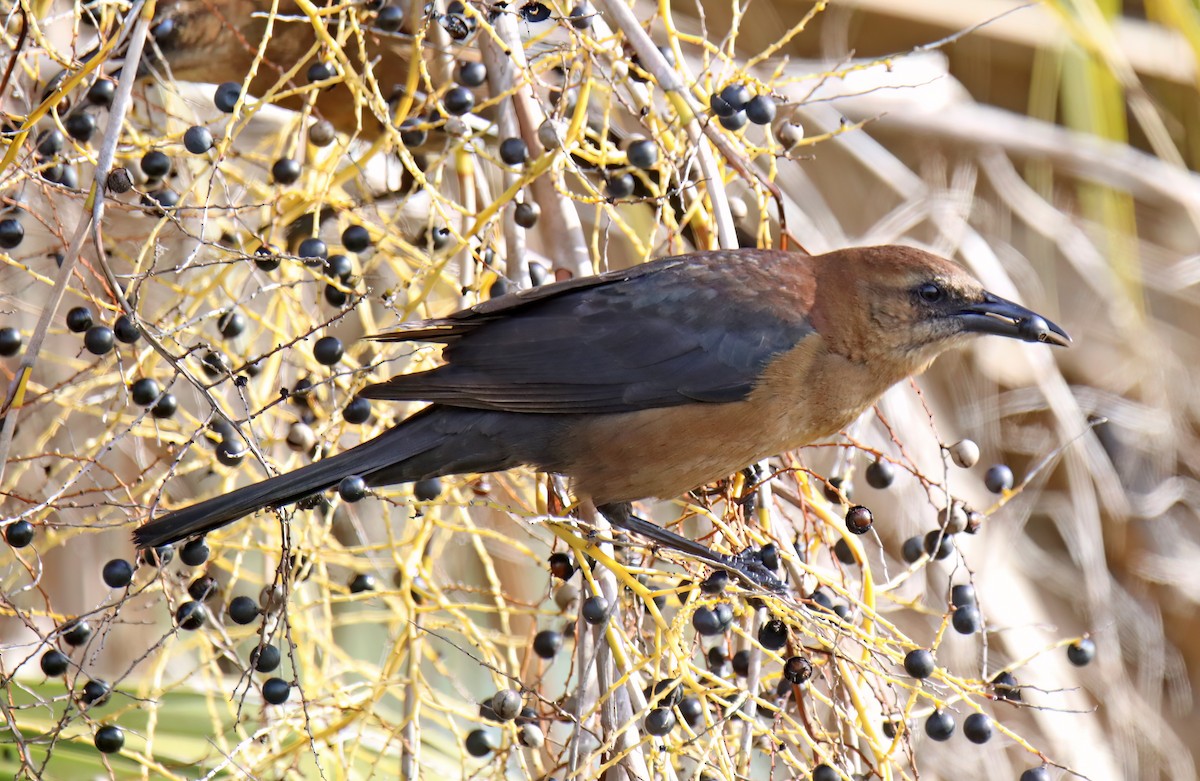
top-left (559, 335), bottom-right (895, 503)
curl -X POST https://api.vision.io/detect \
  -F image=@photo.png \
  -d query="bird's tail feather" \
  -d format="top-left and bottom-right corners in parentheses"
top-left (132, 408), bottom-right (454, 549)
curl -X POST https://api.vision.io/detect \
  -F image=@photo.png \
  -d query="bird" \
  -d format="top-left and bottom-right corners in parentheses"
top-left (134, 0), bottom-right (555, 138)
top-left (132, 246), bottom-right (1070, 585)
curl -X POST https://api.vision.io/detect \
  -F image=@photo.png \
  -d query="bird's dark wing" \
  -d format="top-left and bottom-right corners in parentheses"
top-left (360, 250), bottom-right (816, 414)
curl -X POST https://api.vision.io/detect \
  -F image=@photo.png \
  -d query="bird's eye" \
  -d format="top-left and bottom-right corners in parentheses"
top-left (916, 282), bottom-right (944, 304)
top-left (520, 2), bottom-right (552, 22)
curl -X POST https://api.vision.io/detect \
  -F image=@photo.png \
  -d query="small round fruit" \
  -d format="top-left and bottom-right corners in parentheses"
top-left (498, 137), bottom-right (529, 167)
top-left (314, 335), bottom-right (344, 365)
top-left (456, 61), bottom-right (487, 87)
top-left (376, 4), bottom-right (404, 31)
top-left (1067, 637), bottom-right (1096, 666)
top-left (939, 503), bottom-right (968, 534)
top-left (343, 397), bottom-right (371, 424)
top-left (180, 537), bottom-right (209, 567)
top-left (188, 575), bottom-right (219, 601)
top-left (325, 253), bottom-right (352, 280)
top-left (139, 545), bottom-right (174, 567)
top-left (5, 520), bottom-right (34, 547)
top-left (216, 439), bottom-right (247, 467)
top-left (719, 110), bottom-right (748, 131)
top-left (150, 392), bottom-right (177, 419)
top-left (605, 172), bottom-right (635, 199)
top-left (214, 81), bottom-right (241, 112)
top-left (251, 644), bottom-right (282, 673)
top-left (443, 86), bottom-right (475, 116)
top-left (41, 649), bottom-right (70, 676)
top-left (903, 649), bottom-right (935, 679)
top-left (298, 237), bottom-right (328, 263)
top-left (923, 530), bottom-right (954, 561)
top-left (94, 725), bottom-right (124, 753)
top-left (952, 605), bottom-right (981, 634)
top-left (0, 218), bottom-right (24, 249)
top-left (644, 707), bottom-right (675, 736)
top-left (176, 601), bottom-right (205, 630)
top-left (812, 765), bottom-right (839, 781)
top-left (102, 558), bottom-right (134, 588)
top-left (262, 677), bottom-right (290, 704)
top-left (833, 538), bottom-right (856, 566)
top-left (464, 728), bottom-right (495, 757)
top-left (692, 607), bottom-right (722, 636)
top-left (845, 505), bottom-right (873, 535)
top-left (745, 95), bottom-right (776, 125)
top-left (83, 325), bottom-right (115, 355)
top-left (217, 310), bottom-right (246, 339)
top-left (757, 618), bottom-right (788, 651)
top-left (924, 709), bottom-right (954, 741)
top-left (62, 619), bottom-right (92, 646)
top-left (963, 712), bottom-right (992, 744)
top-left (66, 306), bottom-right (94, 333)
top-left (758, 543), bottom-right (779, 571)
top-left (513, 201), bottom-right (540, 228)
top-left (865, 459), bottom-right (894, 489)
top-left (783, 655), bottom-right (813, 684)
top-left (130, 378), bottom-right (160, 406)
top-left (714, 602), bottom-right (734, 630)
top-left (491, 688), bottom-right (521, 721)
top-left (228, 595), bottom-right (260, 625)
top-left (399, 118), bottom-right (427, 147)
top-left (985, 464), bottom-right (1015, 494)
top-left (141, 150), bottom-right (172, 178)
top-left (949, 438), bottom-right (980, 468)
top-left (184, 125), bottom-right (213, 154)
top-left (951, 584), bottom-right (976, 607)
top-left (81, 678), bottom-right (111, 706)
top-left (548, 552), bottom-right (575, 580)
top-left (532, 629), bottom-right (562, 659)
top-left (65, 112), bottom-right (96, 141)
top-left (1020, 768), bottom-right (1050, 781)
top-left (342, 224), bottom-right (371, 252)
top-left (349, 573), bottom-right (377, 593)
top-left (324, 284), bottom-right (348, 307)
top-left (700, 570), bottom-right (728, 595)
top-left (0, 327), bottom-right (21, 357)
top-left (992, 671), bottom-right (1021, 701)
top-left (719, 83), bottom-right (750, 110)
top-left (626, 139), bottom-right (658, 169)
top-left (677, 696), bottom-right (702, 727)
top-left (272, 158), bottom-right (301, 184)
top-left (413, 477), bottom-right (442, 501)
top-left (113, 315), bottom-right (140, 343)
top-left (581, 595), bottom-right (609, 625)
top-left (901, 536), bottom-right (924, 563)
top-left (306, 61), bottom-right (335, 83)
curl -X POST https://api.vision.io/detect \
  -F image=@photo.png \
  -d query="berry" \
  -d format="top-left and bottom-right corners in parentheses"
top-left (783, 655), bottom-right (813, 684)
top-left (325, 253), bottom-right (352, 280)
top-left (490, 688), bottom-right (521, 720)
top-left (251, 644), bottom-right (281, 672)
top-left (93, 725), bottom-right (124, 753)
top-left (349, 573), bottom-right (377, 593)
top-left (548, 552), bottom-right (575, 580)
top-left (217, 311), bottom-right (246, 338)
top-left (443, 86), bottom-right (474, 116)
top-left (992, 671), bottom-right (1021, 701)
top-left (758, 543), bottom-right (779, 571)
top-left (719, 83), bottom-right (750, 111)
top-left (66, 306), bottom-right (93, 332)
top-left (700, 570), bottom-right (728, 594)
top-left (845, 505), bottom-right (873, 535)
top-left (0, 218), bottom-right (24, 249)
top-left (62, 619), bottom-right (92, 646)
top-left (985, 464), bottom-right (1015, 494)
top-left (399, 118), bottom-right (427, 147)
top-left (757, 618), bottom-right (788, 651)
top-left (714, 602), bottom-right (734, 629)
top-left (812, 765), bottom-right (839, 781)
top-left (414, 477), bottom-right (442, 501)
top-left (952, 605), bottom-right (981, 635)
top-left (216, 439), bottom-right (246, 467)
top-left (175, 601), bottom-right (205, 630)
top-left (254, 246), bottom-right (280, 271)
top-left (214, 81), bottom-right (241, 112)
top-left (1020, 769), bottom-right (1050, 781)
top-left (343, 397), bottom-right (371, 424)
top-left (605, 172), bottom-right (635, 199)
top-left (568, 2), bottom-right (593, 29)
top-left (113, 315), bottom-right (140, 343)
top-left (532, 629), bottom-right (562, 659)
top-left (718, 111), bottom-right (748, 131)
top-left (130, 377), bottom-right (160, 405)
top-left (0, 327), bottom-right (21, 357)
top-left (272, 158), bottom-right (301, 185)
top-left (581, 595), bottom-right (609, 625)
top-left (923, 530), bottom-right (954, 560)
top-left (456, 61), bottom-right (487, 87)
top-left (731, 650), bottom-right (750, 676)
top-left (709, 92), bottom-right (735, 117)
top-left (951, 584), bottom-right (976, 607)
top-left (745, 95), bottom-right (776, 125)
top-left (833, 538), bottom-right (856, 566)
top-left (81, 678), bottom-right (111, 706)
top-left (924, 709), bottom-right (954, 741)
top-left (865, 459), bottom-right (894, 489)
top-left (313, 335), bottom-right (344, 365)
top-left (188, 575), bottom-right (219, 601)
top-left (139, 545), bottom-right (174, 567)
top-left (184, 125), bottom-right (213, 154)
top-left (65, 112), bottom-right (96, 141)
top-left (626, 139), bottom-right (658, 169)
top-left (228, 595), bottom-right (260, 625)
top-left (514, 201), bottom-right (540, 228)
top-left (106, 168), bottom-right (133, 193)
top-left (87, 78), bottom-right (115, 106)
top-left (963, 712), bottom-right (992, 744)
top-left (180, 537), bottom-right (209, 566)
top-left (5, 520), bottom-right (34, 548)
top-left (903, 649), bottom-right (935, 679)
top-left (1067, 637), bottom-right (1096, 666)
top-left (40, 649), bottom-right (69, 676)
top-left (306, 61), bottom-right (335, 83)
top-left (262, 677), bottom-right (290, 704)
top-left (376, 5), bottom-right (404, 31)
top-left (324, 284), bottom-right (348, 307)
top-left (342, 224), bottom-right (372, 252)
top-left (298, 237), bottom-right (327, 263)
top-left (901, 536), bottom-right (923, 563)
top-left (312, 121), bottom-right (337, 147)
top-left (949, 438), bottom-right (980, 468)
top-left (464, 728), bottom-right (495, 757)
top-left (141, 150), bottom-right (171, 178)
top-left (644, 707), bottom-right (675, 736)
top-left (101, 558), bottom-right (134, 588)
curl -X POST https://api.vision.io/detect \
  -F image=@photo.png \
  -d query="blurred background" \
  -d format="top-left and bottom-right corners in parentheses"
top-left (1, 0), bottom-right (1198, 778)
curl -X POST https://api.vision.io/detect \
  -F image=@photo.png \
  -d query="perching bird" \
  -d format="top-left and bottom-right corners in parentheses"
top-left (136, 0), bottom-right (553, 137)
top-left (133, 246), bottom-right (1069, 584)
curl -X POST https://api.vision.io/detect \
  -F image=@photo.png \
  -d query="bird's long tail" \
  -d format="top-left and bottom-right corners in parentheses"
top-left (132, 406), bottom-right (534, 549)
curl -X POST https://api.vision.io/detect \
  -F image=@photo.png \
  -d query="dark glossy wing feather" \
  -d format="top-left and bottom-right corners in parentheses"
top-left (360, 250), bottom-right (814, 414)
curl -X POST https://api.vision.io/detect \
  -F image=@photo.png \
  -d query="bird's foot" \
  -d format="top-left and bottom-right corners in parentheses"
top-left (721, 549), bottom-right (786, 592)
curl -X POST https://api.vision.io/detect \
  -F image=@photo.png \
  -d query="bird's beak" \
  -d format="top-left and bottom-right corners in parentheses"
top-left (955, 292), bottom-right (1071, 346)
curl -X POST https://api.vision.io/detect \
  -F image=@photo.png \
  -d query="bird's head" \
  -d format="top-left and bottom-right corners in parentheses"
top-left (815, 245), bottom-right (1070, 372)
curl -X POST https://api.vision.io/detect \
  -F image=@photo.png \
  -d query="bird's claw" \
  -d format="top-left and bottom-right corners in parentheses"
top-left (721, 550), bottom-right (786, 592)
